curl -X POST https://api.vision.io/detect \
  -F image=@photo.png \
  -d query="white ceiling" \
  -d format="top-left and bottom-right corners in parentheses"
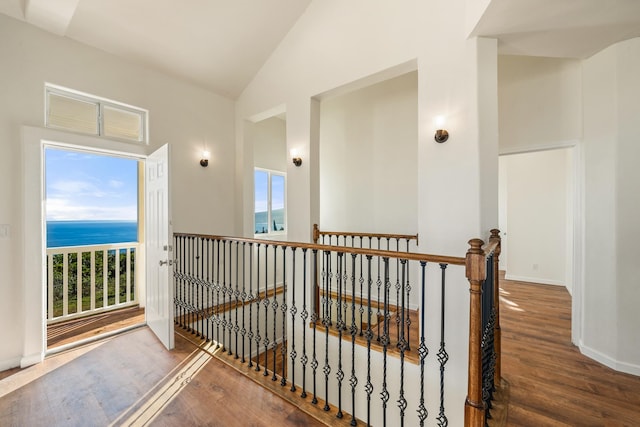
top-left (0, 0), bottom-right (311, 98)
top-left (2, 0), bottom-right (640, 98)
top-left (471, 0), bottom-right (640, 58)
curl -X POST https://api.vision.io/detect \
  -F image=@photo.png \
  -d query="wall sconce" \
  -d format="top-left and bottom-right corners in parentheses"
top-left (434, 115), bottom-right (449, 143)
top-left (291, 149), bottom-right (302, 167)
top-left (200, 150), bottom-right (210, 167)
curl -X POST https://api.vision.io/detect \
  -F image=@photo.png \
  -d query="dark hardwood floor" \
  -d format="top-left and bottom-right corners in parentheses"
top-left (500, 278), bottom-right (640, 426)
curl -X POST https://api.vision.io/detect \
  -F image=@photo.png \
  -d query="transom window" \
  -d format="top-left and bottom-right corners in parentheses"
top-left (45, 84), bottom-right (148, 144)
top-left (254, 168), bottom-right (286, 235)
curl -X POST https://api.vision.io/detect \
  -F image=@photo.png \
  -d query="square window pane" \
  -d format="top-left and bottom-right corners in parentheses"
top-left (103, 106), bottom-right (143, 141)
top-left (271, 174), bottom-right (285, 232)
top-left (254, 170), bottom-right (268, 234)
top-left (47, 93), bottom-right (99, 135)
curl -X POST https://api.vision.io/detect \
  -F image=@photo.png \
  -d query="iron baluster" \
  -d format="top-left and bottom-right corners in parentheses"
top-left (254, 243), bottom-right (261, 372)
top-left (437, 263), bottom-right (449, 427)
top-left (395, 239), bottom-right (401, 348)
top-left (358, 237), bottom-right (364, 337)
top-left (241, 242), bottom-right (247, 362)
top-left (349, 253), bottom-right (358, 426)
top-left (205, 238), bottom-right (211, 341)
top-left (417, 261), bottom-right (429, 426)
top-left (215, 239), bottom-right (221, 348)
top-left (300, 248), bottom-right (308, 397)
top-left (199, 237), bottom-right (204, 338)
top-left (248, 242), bottom-right (254, 369)
top-left (336, 252), bottom-right (344, 419)
top-left (323, 250), bottom-right (331, 412)
top-left (365, 255), bottom-right (374, 426)
top-left (290, 248), bottom-right (298, 392)
top-left (280, 245), bottom-right (288, 387)
top-left (397, 259), bottom-right (408, 426)
top-left (222, 240), bottom-right (228, 352)
top-left (311, 249), bottom-right (319, 405)
top-left (376, 238), bottom-right (382, 342)
top-left (380, 257), bottom-right (390, 427)
top-left (234, 241), bottom-right (240, 359)
top-left (263, 244), bottom-right (270, 377)
top-left (272, 245), bottom-right (279, 381)
top-left (405, 239), bottom-right (412, 351)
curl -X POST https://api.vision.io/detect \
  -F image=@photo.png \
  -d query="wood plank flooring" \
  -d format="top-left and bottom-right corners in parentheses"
top-left (47, 306), bottom-right (145, 349)
top-left (2, 278), bottom-right (639, 426)
top-left (0, 327), bottom-right (323, 427)
top-left (500, 278), bottom-right (640, 426)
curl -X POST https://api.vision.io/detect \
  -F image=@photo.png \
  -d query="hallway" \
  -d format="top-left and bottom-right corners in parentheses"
top-left (501, 278), bottom-right (640, 425)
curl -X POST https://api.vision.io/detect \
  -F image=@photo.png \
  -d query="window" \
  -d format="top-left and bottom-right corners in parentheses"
top-left (254, 168), bottom-right (286, 235)
top-left (45, 84), bottom-right (148, 143)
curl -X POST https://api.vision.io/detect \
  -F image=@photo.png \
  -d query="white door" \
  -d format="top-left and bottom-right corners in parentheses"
top-left (145, 144), bottom-right (174, 349)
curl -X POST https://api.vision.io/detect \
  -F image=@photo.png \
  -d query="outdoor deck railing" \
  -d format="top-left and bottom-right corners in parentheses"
top-left (46, 242), bottom-right (140, 324)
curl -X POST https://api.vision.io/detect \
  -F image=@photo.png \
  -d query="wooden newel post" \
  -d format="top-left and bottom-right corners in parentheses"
top-left (490, 229), bottom-right (502, 385)
top-left (313, 223), bottom-right (320, 244)
top-left (465, 238), bottom-right (486, 427)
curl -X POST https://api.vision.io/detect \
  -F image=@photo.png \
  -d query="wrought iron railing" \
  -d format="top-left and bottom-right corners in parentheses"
top-left (312, 225), bottom-right (420, 359)
top-left (173, 232), bottom-right (483, 426)
top-left (46, 242), bottom-right (140, 324)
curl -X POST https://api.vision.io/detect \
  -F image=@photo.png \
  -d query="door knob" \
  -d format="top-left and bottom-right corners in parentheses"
top-left (159, 260), bottom-right (173, 266)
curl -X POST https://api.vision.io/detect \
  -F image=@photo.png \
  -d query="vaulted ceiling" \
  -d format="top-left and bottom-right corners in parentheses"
top-left (0, 0), bottom-right (312, 98)
top-left (2, 0), bottom-right (640, 99)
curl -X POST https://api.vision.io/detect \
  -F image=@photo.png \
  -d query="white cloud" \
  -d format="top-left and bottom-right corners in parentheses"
top-left (46, 197), bottom-right (137, 221)
top-left (108, 179), bottom-right (125, 189)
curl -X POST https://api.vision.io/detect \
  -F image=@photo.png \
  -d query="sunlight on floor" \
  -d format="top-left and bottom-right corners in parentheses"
top-left (109, 337), bottom-right (219, 426)
top-left (0, 341), bottom-right (107, 399)
top-left (500, 295), bottom-right (525, 312)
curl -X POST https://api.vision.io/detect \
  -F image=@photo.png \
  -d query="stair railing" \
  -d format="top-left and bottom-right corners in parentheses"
top-left (173, 230), bottom-right (500, 427)
top-left (464, 230), bottom-right (502, 427)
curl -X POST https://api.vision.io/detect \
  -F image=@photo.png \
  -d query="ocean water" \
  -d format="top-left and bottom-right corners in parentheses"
top-left (47, 220), bottom-right (138, 248)
top-left (254, 208), bottom-right (285, 234)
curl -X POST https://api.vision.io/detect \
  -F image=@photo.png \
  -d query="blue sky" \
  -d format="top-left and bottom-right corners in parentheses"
top-left (45, 148), bottom-right (138, 221)
top-left (254, 170), bottom-right (285, 213)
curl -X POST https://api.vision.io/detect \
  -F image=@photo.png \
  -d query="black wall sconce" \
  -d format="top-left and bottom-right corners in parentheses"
top-left (200, 150), bottom-right (210, 167)
top-left (434, 129), bottom-right (449, 143)
top-left (434, 115), bottom-right (449, 143)
top-left (291, 149), bottom-right (302, 167)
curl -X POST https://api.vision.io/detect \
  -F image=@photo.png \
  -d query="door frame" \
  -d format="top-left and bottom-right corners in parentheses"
top-left (22, 125), bottom-right (148, 367)
top-left (499, 139), bottom-right (584, 347)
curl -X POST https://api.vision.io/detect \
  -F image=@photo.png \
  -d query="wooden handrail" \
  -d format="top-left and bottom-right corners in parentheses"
top-left (174, 232), bottom-right (463, 265)
top-left (313, 223), bottom-right (419, 245)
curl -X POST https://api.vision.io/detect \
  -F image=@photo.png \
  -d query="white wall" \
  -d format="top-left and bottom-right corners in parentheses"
top-left (500, 149), bottom-right (572, 288)
top-left (235, 1), bottom-right (500, 424)
top-left (0, 14), bottom-right (236, 369)
top-left (498, 55), bottom-right (582, 154)
top-left (582, 38), bottom-right (640, 374)
top-left (252, 116), bottom-right (287, 172)
top-left (319, 71), bottom-right (418, 234)
top-left (497, 43), bottom-right (640, 374)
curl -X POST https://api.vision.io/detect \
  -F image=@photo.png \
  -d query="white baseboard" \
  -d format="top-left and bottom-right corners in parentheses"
top-left (504, 274), bottom-right (564, 287)
top-left (0, 356), bottom-right (21, 372)
top-left (20, 352), bottom-right (43, 368)
top-left (580, 344), bottom-right (640, 377)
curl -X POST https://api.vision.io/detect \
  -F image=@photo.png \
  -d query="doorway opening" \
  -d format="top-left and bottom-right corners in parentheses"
top-left (498, 146), bottom-right (578, 336)
top-left (44, 146), bottom-right (145, 351)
